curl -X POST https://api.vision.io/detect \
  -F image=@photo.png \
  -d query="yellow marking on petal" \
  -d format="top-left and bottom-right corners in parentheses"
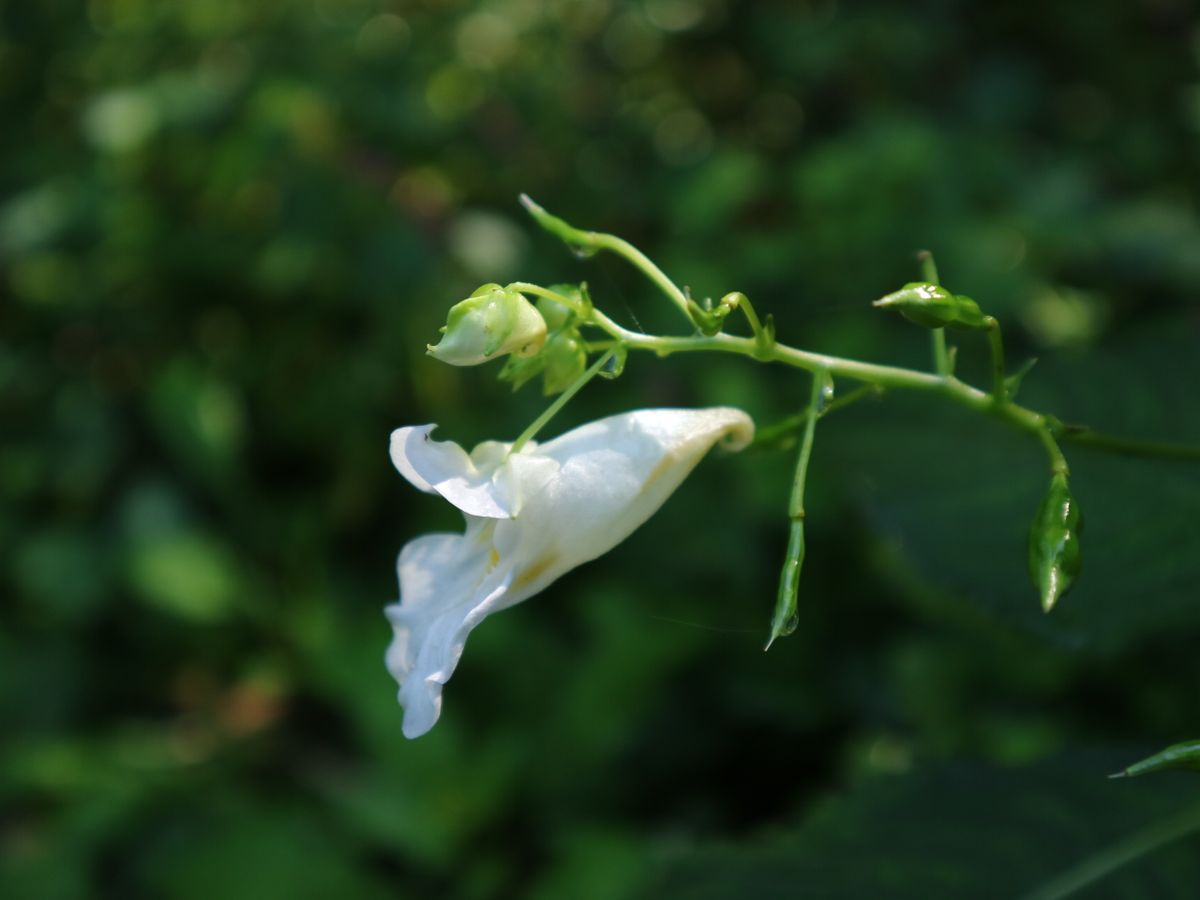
top-left (640, 453), bottom-right (678, 495)
top-left (512, 554), bottom-right (558, 591)
top-left (487, 547), bottom-right (501, 571)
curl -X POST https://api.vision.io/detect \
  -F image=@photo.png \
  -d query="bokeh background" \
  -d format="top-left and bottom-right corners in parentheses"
top-left (4, 1), bottom-right (1200, 897)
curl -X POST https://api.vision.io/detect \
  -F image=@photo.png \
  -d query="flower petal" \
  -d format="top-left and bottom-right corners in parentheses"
top-left (492, 407), bottom-right (754, 606)
top-left (389, 425), bottom-right (516, 519)
top-left (384, 525), bottom-right (512, 738)
top-left (386, 407), bottom-right (754, 738)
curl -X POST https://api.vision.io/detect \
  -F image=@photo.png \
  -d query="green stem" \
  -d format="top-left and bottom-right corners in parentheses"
top-left (721, 292), bottom-right (773, 357)
top-left (507, 281), bottom-right (590, 318)
top-left (587, 317), bottom-right (1159, 474)
top-left (1021, 802), bottom-right (1200, 900)
top-left (985, 316), bottom-right (1007, 404)
top-left (520, 194), bottom-right (692, 324)
top-left (932, 330), bottom-right (951, 376)
top-left (1051, 425), bottom-right (1200, 462)
top-left (918, 251), bottom-right (951, 376)
top-left (766, 370), bottom-right (830, 650)
top-left (1037, 428), bottom-right (1070, 477)
top-left (509, 280), bottom-right (1200, 467)
top-left (918, 250), bottom-right (940, 284)
top-left (752, 384), bottom-right (884, 447)
top-left (510, 349), bottom-right (617, 454)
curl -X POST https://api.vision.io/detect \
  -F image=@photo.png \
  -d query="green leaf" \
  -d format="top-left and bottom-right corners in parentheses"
top-left (822, 322), bottom-right (1200, 654)
top-left (1112, 741), bottom-right (1200, 779)
top-left (651, 752), bottom-right (1200, 899)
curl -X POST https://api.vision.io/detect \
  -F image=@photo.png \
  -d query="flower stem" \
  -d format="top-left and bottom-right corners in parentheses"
top-left (520, 194), bottom-right (693, 324)
top-left (985, 316), bottom-right (1008, 404)
top-left (510, 348), bottom-right (618, 454)
top-left (1037, 428), bottom-right (1070, 477)
top-left (507, 281), bottom-right (590, 317)
top-left (766, 370), bottom-right (831, 650)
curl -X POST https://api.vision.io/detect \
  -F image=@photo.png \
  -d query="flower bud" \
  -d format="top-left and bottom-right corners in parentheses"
top-left (873, 282), bottom-right (986, 330)
top-left (540, 285), bottom-right (584, 330)
top-left (1028, 472), bottom-right (1082, 612)
top-left (540, 330), bottom-right (587, 394)
top-left (428, 284), bottom-right (547, 366)
top-left (498, 328), bottom-right (587, 395)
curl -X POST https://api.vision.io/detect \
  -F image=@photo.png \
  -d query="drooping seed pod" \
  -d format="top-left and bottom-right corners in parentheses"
top-left (1028, 472), bottom-right (1082, 612)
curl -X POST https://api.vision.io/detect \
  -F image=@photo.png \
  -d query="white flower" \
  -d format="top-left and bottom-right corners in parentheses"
top-left (385, 407), bottom-right (755, 738)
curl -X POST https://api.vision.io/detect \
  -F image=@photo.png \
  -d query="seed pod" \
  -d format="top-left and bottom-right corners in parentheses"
top-left (428, 284), bottom-right (547, 366)
top-left (1028, 472), bottom-right (1082, 612)
top-left (874, 282), bottom-right (987, 330)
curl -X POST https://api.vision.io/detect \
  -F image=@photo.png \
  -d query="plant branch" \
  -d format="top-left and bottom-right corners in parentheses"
top-left (766, 370), bottom-right (830, 650)
top-left (520, 194), bottom-right (693, 325)
top-left (752, 384), bottom-right (885, 447)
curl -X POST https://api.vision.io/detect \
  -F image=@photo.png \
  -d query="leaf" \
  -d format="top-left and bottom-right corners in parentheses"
top-left (650, 751), bottom-right (1200, 899)
top-left (821, 321), bottom-right (1200, 654)
top-left (1112, 741), bottom-right (1200, 779)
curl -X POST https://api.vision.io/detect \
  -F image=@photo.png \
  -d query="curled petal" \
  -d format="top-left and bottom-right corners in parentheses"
top-left (390, 425), bottom-right (516, 519)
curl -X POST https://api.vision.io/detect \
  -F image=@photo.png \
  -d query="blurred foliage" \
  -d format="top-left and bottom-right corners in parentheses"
top-left (2, 0), bottom-right (1200, 897)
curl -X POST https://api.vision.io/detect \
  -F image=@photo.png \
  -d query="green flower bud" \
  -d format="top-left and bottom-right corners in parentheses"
top-left (499, 328), bottom-right (588, 395)
top-left (874, 282), bottom-right (987, 330)
top-left (428, 284), bottom-right (547, 366)
top-left (1028, 472), bottom-right (1082, 612)
top-left (497, 349), bottom-right (543, 392)
top-left (540, 285), bottom-right (584, 330)
top-left (539, 330), bottom-right (587, 394)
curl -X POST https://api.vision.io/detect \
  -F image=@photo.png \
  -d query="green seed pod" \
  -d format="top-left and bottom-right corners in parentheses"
top-left (1028, 472), bottom-right (1082, 612)
top-left (873, 282), bottom-right (987, 330)
top-left (427, 284), bottom-right (547, 366)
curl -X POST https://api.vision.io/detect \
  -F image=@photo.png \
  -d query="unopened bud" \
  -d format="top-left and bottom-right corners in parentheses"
top-left (540, 330), bottom-right (588, 394)
top-left (874, 282), bottom-right (986, 330)
top-left (539, 285), bottom-right (584, 330)
top-left (428, 284), bottom-right (547, 366)
top-left (1028, 472), bottom-right (1082, 612)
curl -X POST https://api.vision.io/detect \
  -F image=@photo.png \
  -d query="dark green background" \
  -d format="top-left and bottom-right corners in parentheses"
top-left (3, 1), bottom-right (1200, 897)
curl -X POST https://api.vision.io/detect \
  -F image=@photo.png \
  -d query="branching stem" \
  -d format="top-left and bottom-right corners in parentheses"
top-left (519, 198), bottom-right (1200, 470)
